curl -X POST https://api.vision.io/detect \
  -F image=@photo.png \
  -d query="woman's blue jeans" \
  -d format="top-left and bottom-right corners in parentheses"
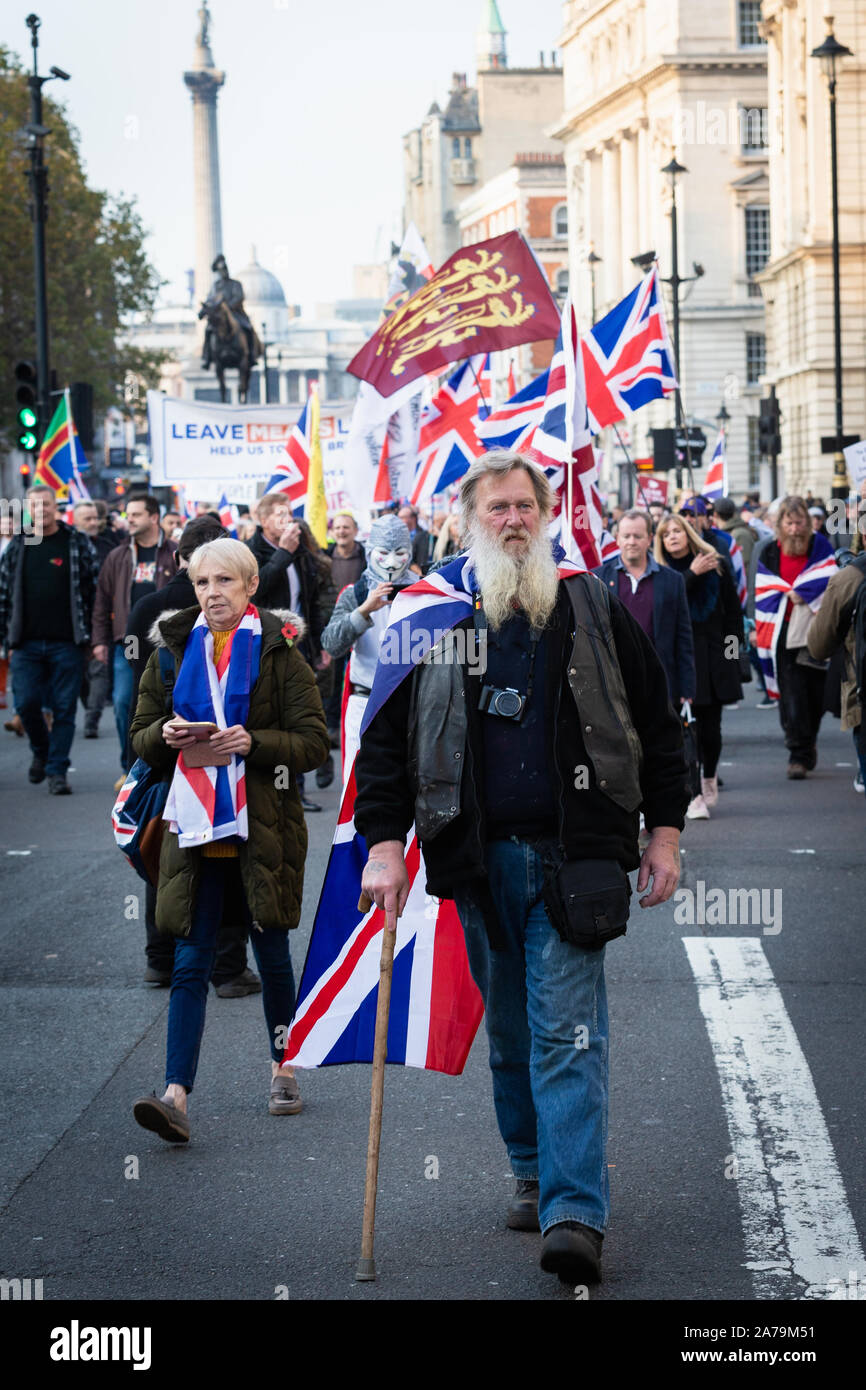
top-left (165, 858), bottom-right (296, 1092)
top-left (454, 838), bottom-right (610, 1235)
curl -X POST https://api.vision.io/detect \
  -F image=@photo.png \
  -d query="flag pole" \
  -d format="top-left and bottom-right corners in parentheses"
top-left (612, 423), bottom-right (652, 512)
top-left (355, 894), bottom-right (396, 1282)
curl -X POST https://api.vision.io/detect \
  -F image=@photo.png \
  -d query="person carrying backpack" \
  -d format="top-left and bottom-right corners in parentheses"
top-left (807, 551), bottom-right (866, 795)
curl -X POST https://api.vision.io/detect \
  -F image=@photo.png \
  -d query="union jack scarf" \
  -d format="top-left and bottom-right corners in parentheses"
top-left (163, 604), bottom-right (262, 847)
top-left (753, 536), bottom-right (836, 700)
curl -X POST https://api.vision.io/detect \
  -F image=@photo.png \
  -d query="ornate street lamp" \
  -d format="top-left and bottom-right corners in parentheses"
top-left (716, 402), bottom-right (731, 427)
top-left (811, 17), bottom-right (854, 499)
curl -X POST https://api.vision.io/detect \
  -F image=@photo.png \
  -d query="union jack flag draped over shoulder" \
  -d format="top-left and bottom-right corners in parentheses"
top-left (753, 535), bottom-right (836, 699)
top-left (282, 546), bottom-right (584, 1076)
top-left (581, 267), bottom-right (678, 431)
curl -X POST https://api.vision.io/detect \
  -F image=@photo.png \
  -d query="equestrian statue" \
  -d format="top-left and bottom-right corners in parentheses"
top-left (198, 254), bottom-right (262, 403)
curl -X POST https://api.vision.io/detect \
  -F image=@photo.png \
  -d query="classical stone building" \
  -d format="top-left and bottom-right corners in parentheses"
top-left (403, 3), bottom-right (564, 268)
top-left (553, 0), bottom-right (772, 498)
top-left (458, 153), bottom-right (569, 390)
top-left (756, 1), bottom-right (865, 497)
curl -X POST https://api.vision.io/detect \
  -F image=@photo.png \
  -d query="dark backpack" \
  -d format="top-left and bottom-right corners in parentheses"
top-left (110, 647), bottom-right (176, 885)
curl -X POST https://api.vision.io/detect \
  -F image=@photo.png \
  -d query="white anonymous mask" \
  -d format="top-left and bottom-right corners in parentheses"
top-left (369, 545), bottom-right (411, 582)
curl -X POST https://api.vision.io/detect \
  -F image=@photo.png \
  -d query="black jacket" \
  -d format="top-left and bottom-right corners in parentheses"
top-left (667, 557), bottom-right (744, 706)
top-left (0, 523), bottom-right (97, 652)
top-left (594, 558), bottom-right (695, 703)
top-left (354, 583), bottom-right (689, 900)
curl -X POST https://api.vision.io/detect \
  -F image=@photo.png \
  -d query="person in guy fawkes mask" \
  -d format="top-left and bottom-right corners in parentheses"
top-left (321, 515), bottom-right (414, 784)
top-left (352, 450), bottom-right (688, 1288)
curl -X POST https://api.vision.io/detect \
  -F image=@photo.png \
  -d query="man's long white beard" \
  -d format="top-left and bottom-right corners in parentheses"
top-left (467, 523), bottom-right (559, 630)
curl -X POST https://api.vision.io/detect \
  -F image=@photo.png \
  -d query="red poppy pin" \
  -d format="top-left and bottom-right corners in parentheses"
top-left (281, 619), bottom-right (298, 647)
top-left (50, 557), bottom-right (63, 567)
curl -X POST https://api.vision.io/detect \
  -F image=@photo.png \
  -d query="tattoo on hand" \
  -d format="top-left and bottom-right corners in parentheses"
top-left (367, 860), bottom-right (388, 873)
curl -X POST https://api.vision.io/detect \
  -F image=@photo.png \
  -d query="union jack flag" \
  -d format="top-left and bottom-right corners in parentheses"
top-left (703, 429), bottom-right (728, 500)
top-left (409, 354), bottom-right (491, 508)
top-left (525, 298), bottom-right (608, 571)
top-left (262, 399), bottom-right (311, 507)
top-left (712, 526), bottom-right (747, 608)
top-left (753, 535), bottom-right (836, 699)
top-left (581, 268), bottom-right (678, 431)
top-left (476, 370), bottom-right (549, 453)
top-left (217, 493), bottom-right (239, 538)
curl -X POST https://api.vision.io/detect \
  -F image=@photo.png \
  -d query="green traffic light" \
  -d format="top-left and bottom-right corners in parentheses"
top-left (18, 406), bottom-right (38, 429)
top-left (18, 430), bottom-right (38, 451)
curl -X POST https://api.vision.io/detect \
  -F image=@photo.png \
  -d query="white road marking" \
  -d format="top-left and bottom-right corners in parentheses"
top-left (683, 937), bottom-right (864, 1300)
top-left (789, 848), bottom-right (816, 854)
top-left (6, 850), bottom-right (32, 856)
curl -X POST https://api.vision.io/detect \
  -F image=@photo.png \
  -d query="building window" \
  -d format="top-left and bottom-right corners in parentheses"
top-left (746, 332), bottom-right (766, 384)
top-left (745, 205), bottom-right (770, 295)
top-left (464, 137), bottom-right (472, 157)
top-left (452, 137), bottom-right (460, 157)
top-left (553, 203), bottom-right (568, 236)
top-left (747, 416), bottom-right (762, 488)
top-left (737, 1), bottom-right (766, 47)
top-left (739, 105), bottom-right (768, 152)
top-left (555, 268), bottom-right (569, 297)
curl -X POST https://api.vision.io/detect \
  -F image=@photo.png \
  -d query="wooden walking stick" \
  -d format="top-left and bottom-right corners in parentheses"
top-left (355, 888), bottom-right (396, 1282)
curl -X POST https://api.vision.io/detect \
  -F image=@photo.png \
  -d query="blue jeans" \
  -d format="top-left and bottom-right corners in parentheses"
top-left (454, 838), bottom-right (610, 1235)
top-left (10, 639), bottom-right (85, 776)
top-left (165, 858), bottom-right (296, 1091)
top-left (112, 640), bottom-right (135, 771)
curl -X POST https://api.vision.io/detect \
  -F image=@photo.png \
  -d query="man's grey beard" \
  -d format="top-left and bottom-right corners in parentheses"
top-left (467, 522), bottom-right (559, 630)
top-left (780, 531), bottom-right (810, 557)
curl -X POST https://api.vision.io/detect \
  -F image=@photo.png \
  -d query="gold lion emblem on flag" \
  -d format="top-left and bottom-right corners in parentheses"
top-left (374, 248), bottom-right (536, 377)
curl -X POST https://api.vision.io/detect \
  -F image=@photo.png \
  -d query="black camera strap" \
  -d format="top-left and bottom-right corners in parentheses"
top-left (472, 590), bottom-right (542, 706)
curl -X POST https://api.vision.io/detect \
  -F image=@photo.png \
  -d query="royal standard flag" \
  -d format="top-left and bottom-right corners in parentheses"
top-left (35, 390), bottom-right (89, 497)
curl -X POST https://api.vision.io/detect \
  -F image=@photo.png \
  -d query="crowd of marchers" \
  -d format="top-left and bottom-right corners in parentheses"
top-left (0, 461), bottom-right (863, 1290)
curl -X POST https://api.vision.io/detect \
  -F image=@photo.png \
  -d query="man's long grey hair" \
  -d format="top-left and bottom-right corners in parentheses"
top-left (460, 451), bottom-right (559, 631)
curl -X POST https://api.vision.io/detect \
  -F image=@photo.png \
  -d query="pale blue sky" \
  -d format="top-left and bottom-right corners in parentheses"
top-left (1, 0), bottom-right (565, 307)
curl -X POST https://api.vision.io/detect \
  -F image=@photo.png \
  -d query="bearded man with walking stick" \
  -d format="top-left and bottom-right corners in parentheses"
top-left (353, 450), bottom-right (689, 1287)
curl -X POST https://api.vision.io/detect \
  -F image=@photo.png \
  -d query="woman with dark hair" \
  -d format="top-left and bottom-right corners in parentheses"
top-left (655, 514), bottom-right (743, 819)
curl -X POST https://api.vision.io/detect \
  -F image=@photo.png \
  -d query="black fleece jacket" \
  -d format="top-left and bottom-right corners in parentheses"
top-left (354, 583), bottom-right (689, 900)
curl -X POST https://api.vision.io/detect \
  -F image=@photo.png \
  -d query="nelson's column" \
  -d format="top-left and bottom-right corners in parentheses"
top-left (184, 3), bottom-right (225, 306)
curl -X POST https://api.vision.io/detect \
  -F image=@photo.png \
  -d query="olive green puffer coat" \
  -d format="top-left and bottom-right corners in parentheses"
top-left (129, 605), bottom-right (330, 937)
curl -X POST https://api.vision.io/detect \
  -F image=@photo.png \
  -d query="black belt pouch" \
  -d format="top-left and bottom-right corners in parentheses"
top-left (540, 857), bottom-right (632, 951)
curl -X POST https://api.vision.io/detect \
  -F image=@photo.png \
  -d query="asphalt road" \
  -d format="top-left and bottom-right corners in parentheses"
top-left (0, 690), bottom-right (863, 1304)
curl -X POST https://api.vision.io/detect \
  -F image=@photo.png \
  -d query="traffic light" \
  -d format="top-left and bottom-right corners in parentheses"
top-left (758, 394), bottom-right (782, 456)
top-left (15, 361), bottom-right (38, 452)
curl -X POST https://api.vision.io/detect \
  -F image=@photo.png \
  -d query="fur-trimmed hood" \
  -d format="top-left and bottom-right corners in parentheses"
top-left (148, 605), bottom-right (306, 651)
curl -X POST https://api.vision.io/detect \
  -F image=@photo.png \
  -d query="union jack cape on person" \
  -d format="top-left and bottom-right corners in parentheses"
top-left (282, 545), bottom-right (584, 1076)
top-left (753, 534), bottom-right (836, 700)
top-left (581, 268), bottom-right (678, 431)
